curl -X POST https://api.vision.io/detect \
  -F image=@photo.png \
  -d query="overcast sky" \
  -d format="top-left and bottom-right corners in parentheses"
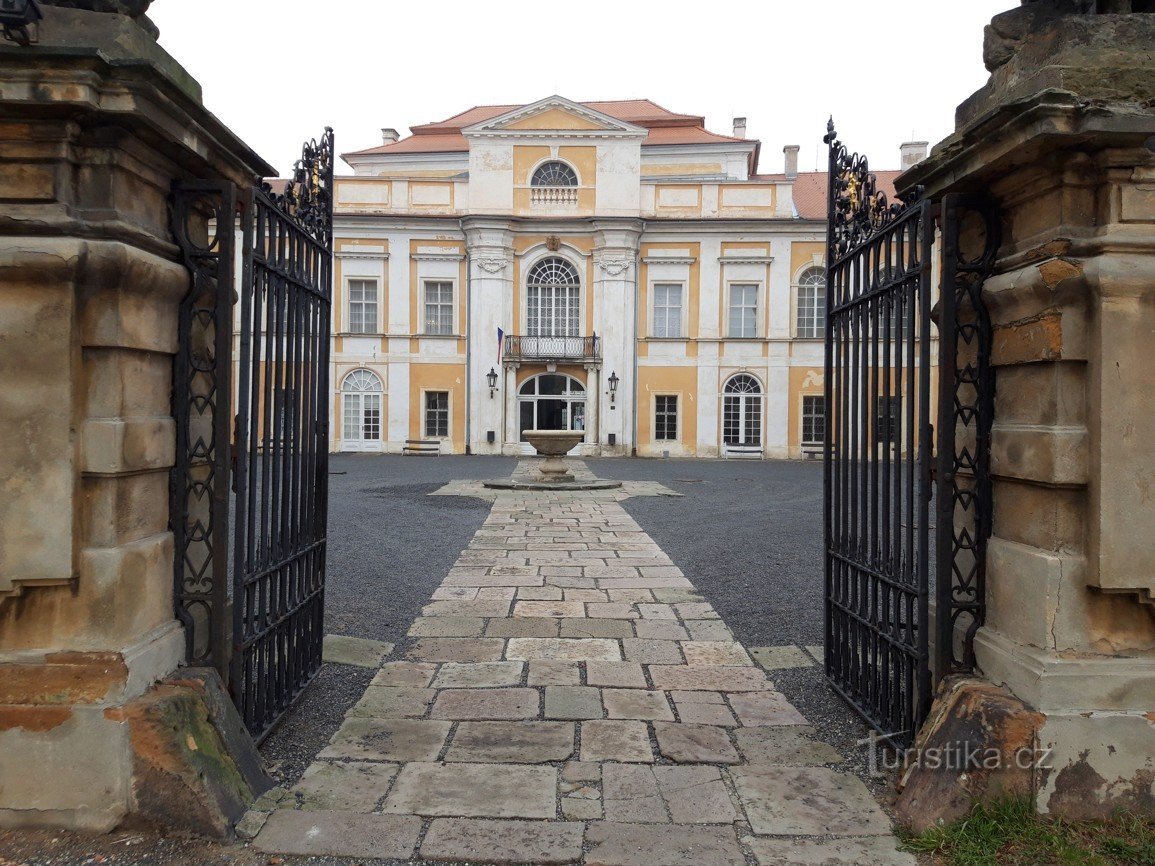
top-left (150, 0), bottom-right (1011, 178)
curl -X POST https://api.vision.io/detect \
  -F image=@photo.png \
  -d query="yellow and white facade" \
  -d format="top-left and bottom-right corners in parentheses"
top-left (331, 95), bottom-right (911, 458)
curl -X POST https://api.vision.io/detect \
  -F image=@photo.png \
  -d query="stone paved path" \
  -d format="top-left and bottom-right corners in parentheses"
top-left (248, 462), bottom-right (915, 865)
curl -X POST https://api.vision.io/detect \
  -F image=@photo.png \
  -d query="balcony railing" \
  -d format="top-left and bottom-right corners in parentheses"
top-left (530, 186), bottom-right (579, 205)
top-left (504, 334), bottom-right (600, 362)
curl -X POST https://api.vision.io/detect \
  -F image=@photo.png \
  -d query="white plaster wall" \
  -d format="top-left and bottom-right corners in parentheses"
top-left (595, 140), bottom-right (642, 215)
top-left (467, 142), bottom-right (514, 213)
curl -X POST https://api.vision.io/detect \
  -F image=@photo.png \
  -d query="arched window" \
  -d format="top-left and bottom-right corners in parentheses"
top-left (526, 256), bottom-right (581, 337)
top-left (723, 374), bottom-right (763, 447)
top-left (795, 267), bottom-right (826, 339)
top-left (341, 369), bottom-right (382, 449)
top-left (531, 161), bottom-right (578, 187)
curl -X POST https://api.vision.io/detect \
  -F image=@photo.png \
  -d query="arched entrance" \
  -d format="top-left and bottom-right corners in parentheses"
top-left (722, 373), bottom-right (763, 456)
top-left (518, 373), bottom-right (585, 455)
top-left (340, 369), bottom-right (383, 452)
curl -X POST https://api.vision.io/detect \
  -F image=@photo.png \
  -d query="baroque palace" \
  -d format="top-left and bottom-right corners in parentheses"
top-left (331, 95), bottom-right (915, 457)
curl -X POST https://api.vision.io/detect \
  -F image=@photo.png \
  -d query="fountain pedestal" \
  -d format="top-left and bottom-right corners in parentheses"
top-left (482, 429), bottom-right (622, 491)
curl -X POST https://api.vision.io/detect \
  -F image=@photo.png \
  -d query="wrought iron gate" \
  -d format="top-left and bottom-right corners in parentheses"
top-left (171, 130), bottom-right (334, 739)
top-left (822, 122), bottom-right (998, 750)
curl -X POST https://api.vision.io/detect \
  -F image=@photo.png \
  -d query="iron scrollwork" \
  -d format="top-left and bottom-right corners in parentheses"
top-left (258, 127), bottom-right (335, 247)
top-left (935, 195), bottom-right (1001, 676)
top-left (824, 118), bottom-right (923, 259)
top-left (168, 180), bottom-right (237, 678)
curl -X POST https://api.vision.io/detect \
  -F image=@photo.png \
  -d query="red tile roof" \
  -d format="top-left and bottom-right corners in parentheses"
top-left (788, 170), bottom-right (902, 220)
top-left (345, 99), bottom-right (752, 158)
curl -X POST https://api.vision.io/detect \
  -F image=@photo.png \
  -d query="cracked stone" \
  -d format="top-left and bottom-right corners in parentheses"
top-left (445, 721), bottom-right (574, 763)
top-left (653, 721), bottom-right (740, 764)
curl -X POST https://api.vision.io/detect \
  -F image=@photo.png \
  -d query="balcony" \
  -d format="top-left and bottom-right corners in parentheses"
top-left (530, 186), bottom-right (579, 205)
top-left (504, 334), bottom-right (600, 363)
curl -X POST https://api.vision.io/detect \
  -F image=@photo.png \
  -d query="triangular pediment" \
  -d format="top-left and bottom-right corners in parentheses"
top-left (463, 96), bottom-right (648, 139)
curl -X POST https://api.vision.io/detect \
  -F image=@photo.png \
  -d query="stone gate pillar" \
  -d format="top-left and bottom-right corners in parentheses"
top-left (901, 2), bottom-right (1155, 819)
top-left (0, 6), bottom-right (273, 832)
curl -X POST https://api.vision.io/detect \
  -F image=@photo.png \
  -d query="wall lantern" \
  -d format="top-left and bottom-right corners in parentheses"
top-left (608, 370), bottom-right (619, 409)
top-left (486, 367), bottom-right (499, 399)
top-left (0, 0), bottom-right (43, 46)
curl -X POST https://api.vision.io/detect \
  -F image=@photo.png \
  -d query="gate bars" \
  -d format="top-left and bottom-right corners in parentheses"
top-left (822, 121), bottom-right (998, 749)
top-left (171, 130), bottom-right (334, 740)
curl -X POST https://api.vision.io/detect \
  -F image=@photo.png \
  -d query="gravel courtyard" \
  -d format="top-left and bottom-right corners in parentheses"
top-left (262, 455), bottom-right (877, 790)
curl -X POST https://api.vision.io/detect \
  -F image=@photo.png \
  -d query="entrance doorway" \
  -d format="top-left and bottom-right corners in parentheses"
top-left (722, 373), bottom-right (763, 457)
top-left (341, 369), bottom-right (383, 452)
top-left (518, 373), bottom-right (585, 456)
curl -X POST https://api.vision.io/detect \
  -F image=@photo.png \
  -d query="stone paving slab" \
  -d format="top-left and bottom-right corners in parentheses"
top-left (252, 461), bottom-right (907, 863)
top-left (321, 634), bottom-right (394, 668)
top-left (584, 822), bottom-right (746, 866)
top-left (254, 810), bottom-right (421, 859)
top-left (382, 762), bottom-right (557, 819)
top-left (750, 836), bottom-right (918, 865)
top-left (420, 818), bottom-right (585, 864)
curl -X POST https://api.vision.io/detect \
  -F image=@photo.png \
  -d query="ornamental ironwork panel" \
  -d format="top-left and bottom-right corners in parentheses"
top-left (823, 121), bottom-right (934, 751)
top-left (170, 181), bottom-right (237, 677)
top-left (232, 129), bottom-right (334, 740)
top-left (170, 129), bottom-right (334, 741)
top-left (935, 194), bottom-right (999, 677)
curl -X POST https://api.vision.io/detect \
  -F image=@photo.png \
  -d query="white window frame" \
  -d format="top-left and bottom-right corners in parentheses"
top-left (340, 369), bottom-right (384, 451)
top-left (727, 281), bottom-right (761, 339)
top-left (654, 393), bottom-right (679, 442)
top-left (801, 394), bottom-right (825, 446)
top-left (422, 279), bottom-right (455, 336)
top-left (424, 390), bottom-right (450, 439)
top-left (794, 267), bottom-right (826, 339)
top-left (524, 254), bottom-right (583, 338)
top-left (347, 278), bottom-right (378, 335)
top-left (651, 282), bottom-right (684, 339)
top-left (529, 159), bottom-right (580, 188)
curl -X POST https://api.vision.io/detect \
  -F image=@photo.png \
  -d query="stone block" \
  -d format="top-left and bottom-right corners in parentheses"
top-left (622, 639), bottom-right (684, 664)
top-left (681, 641), bottom-right (752, 666)
top-left (515, 601), bottom-right (586, 618)
top-left (602, 764), bottom-right (666, 822)
top-left (322, 634), bottom-right (393, 669)
top-left (506, 638), bottom-right (622, 662)
top-left (686, 620), bottom-right (734, 641)
top-left (649, 665), bottom-right (767, 692)
top-left (730, 766), bottom-right (893, 836)
top-left (405, 638), bottom-right (506, 663)
top-left (750, 837), bottom-right (917, 866)
top-left (432, 662), bottom-right (524, 689)
top-left (584, 823), bottom-right (745, 866)
top-left (580, 720), bottom-right (654, 762)
top-left (545, 686), bottom-right (604, 720)
top-left (431, 688), bottom-right (539, 720)
top-left (586, 661), bottom-right (646, 689)
top-left (654, 721), bottom-right (740, 763)
top-left (290, 761), bottom-right (398, 812)
top-left (487, 617), bottom-right (560, 638)
top-left (528, 661), bottom-right (581, 686)
top-left (602, 689), bottom-right (674, 721)
top-left (445, 721), bottom-right (574, 763)
top-left (637, 603), bottom-right (678, 620)
top-left (561, 618), bottom-right (634, 639)
top-left (254, 810), bottom-right (420, 859)
top-left (407, 617), bottom-right (486, 638)
top-left (634, 620), bottom-right (690, 640)
top-left (895, 676), bottom-right (1044, 833)
top-left (319, 718), bottom-right (451, 762)
top-left (734, 727), bottom-right (842, 765)
top-left (348, 687), bottom-right (434, 719)
top-left (727, 691), bottom-right (808, 726)
top-left (381, 762), bottom-right (556, 819)
top-left (420, 817), bottom-right (584, 864)
top-left (749, 645), bottom-right (814, 670)
top-left (371, 662), bottom-right (437, 688)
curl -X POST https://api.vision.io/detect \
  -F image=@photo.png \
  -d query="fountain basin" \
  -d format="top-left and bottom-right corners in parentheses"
top-left (482, 429), bottom-right (622, 491)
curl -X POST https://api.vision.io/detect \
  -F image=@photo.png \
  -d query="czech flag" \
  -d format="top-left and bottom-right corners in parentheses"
top-left (497, 327), bottom-right (504, 365)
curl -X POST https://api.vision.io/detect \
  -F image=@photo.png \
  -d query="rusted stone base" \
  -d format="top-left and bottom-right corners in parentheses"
top-left (113, 668), bottom-right (272, 837)
top-left (895, 676), bottom-right (1045, 832)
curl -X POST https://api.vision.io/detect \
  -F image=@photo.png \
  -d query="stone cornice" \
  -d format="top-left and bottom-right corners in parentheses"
top-left (336, 250), bottom-right (389, 261)
top-left (718, 255), bottom-right (774, 265)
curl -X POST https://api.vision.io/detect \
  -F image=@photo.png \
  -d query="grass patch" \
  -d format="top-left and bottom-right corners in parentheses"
top-left (900, 798), bottom-right (1155, 865)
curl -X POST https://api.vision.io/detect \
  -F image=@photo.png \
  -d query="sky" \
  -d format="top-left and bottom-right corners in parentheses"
top-left (149, 0), bottom-right (1012, 178)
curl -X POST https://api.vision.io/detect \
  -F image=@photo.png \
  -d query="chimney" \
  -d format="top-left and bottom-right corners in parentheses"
top-left (783, 144), bottom-right (800, 179)
top-left (381, 128), bottom-right (399, 144)
top-left (732, 116), bottom-right (747, 139)
top-left (900, 141), bottom-right (928, 169)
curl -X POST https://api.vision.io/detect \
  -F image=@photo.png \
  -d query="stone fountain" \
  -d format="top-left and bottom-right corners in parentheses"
top-left (483, 429), bottom-right (622, 491)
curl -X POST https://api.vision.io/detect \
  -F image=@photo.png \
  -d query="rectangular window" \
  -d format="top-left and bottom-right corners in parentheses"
top-left (796, 286), bottom-right (826, 338)
top-left (654, 395), bottom-right (678, 442)
top-left (424, 280), bottom-right (454, 335)
top-left (875, 395), bottom-right (901, 444)
top-left (527, 286), bottom-right (580, 336)
top-left (802, 395), bottom-right (825, 445)
top-left (728, 283), bottom-right (758, 338)
top-left (652, 283), bottom-right (683, 338)
top-left (348, 279), bottom-right (377, 334)
top-left (425, 391), bottom-right (449, 438)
